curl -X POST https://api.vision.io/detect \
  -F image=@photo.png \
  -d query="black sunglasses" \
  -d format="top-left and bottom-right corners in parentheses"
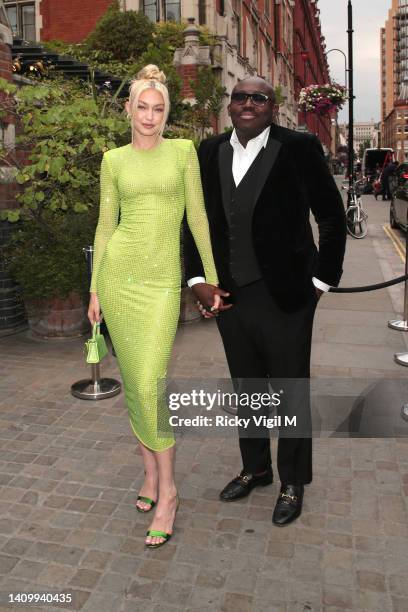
top-left (230, 92), bottom-right (271, 106)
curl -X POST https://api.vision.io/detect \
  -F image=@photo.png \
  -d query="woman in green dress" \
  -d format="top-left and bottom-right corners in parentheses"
top-left (88, 65), bottom-right (219, 547)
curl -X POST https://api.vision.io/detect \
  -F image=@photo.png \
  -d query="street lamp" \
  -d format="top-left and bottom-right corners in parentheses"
top-left (326, 48), bottom-right (348, 90)
top-left (347, 0), bottom-right (355, 187)
top-left (324, 3), bottom-right (354, 190)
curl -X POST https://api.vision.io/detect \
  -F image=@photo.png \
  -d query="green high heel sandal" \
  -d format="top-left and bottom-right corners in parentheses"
top-left (145, 496), bottom-right (179, 549)
top-left (136, 496), bottom-right (156, 513)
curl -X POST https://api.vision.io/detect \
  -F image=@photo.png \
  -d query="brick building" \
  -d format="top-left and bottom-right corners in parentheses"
top-left (0, 3), bottom-right (16, 213)
top-left (3, 0), bottom-right (111, 43)
top-left (175, 0), bottom-right (297, 131)
top-left (273, 0), bottom-right (296, 129)
top-left (3, 0), bottom-right (332, 137)
top-left (381, 0), bottom-right (408, 162)
top-left (0, 0), bottom-right (26, 334)
top-left (293, 0), bottom-right (331, 152)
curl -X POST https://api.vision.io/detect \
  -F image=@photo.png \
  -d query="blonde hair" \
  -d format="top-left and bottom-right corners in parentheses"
top-left (128, 64), bottom-right (170, 139)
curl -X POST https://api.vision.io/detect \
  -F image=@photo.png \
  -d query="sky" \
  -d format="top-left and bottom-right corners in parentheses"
top-left (318, 0), bottom-right (390, 123)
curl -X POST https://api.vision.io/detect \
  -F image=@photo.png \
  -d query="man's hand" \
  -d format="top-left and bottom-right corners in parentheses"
top-left (191, 283), bottom-right (232, 318)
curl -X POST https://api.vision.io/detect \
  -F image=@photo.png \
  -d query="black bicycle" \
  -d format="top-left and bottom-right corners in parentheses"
top-left (343, 178), bottom-right (368, 239)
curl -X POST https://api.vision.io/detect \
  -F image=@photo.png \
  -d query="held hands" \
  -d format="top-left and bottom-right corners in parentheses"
top-left (192, 283), bottom-right (232, 319)
top-left (88, 292), bottom-right (103, 325)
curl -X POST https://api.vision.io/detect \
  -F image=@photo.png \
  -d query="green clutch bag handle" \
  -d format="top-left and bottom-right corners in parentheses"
top-left (84, 322), bottom-right (108, 364)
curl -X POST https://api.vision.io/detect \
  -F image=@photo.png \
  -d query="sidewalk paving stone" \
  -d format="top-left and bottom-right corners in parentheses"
top-left (0, 191), bottom-right (408, 610)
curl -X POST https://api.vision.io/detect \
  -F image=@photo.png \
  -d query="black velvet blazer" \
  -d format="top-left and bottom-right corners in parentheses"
top-left (184, 123), bottom-right (347, 312)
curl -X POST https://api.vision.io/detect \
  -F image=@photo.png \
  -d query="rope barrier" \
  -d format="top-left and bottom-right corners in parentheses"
top-left (329, 273), bottom-right (408, 293)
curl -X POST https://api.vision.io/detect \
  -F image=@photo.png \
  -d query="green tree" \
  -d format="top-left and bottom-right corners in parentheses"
top-left (188, 66), bottom-right (226, 139)
top-left (85, 0), bottom-right (154, 62)
top-left (154, 21), bottom-right (185, 50)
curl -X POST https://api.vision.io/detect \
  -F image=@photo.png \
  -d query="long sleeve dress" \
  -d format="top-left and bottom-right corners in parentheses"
top-left (90, 139), bottom-right (218, 451)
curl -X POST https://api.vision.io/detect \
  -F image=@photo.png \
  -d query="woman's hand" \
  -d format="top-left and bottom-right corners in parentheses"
top-left (88, 292), bottom-right (102, 325)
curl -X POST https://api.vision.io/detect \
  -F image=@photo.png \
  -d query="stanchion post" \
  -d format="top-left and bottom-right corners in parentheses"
top-left (389, 208), bottom-right (408, 332)
top-left (71, 245), bottom-right (121, 400)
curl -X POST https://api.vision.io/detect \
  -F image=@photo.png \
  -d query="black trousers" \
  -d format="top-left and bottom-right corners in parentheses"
top-left (216, 279), bottom-right (317, 485)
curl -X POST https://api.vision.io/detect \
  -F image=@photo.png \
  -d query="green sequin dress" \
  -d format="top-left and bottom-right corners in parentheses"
top-left (90, 139), bottom-right (218, 451)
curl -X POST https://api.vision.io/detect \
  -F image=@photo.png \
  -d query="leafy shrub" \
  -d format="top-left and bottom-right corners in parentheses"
top-left (85, 1), bottom-right (154, 62)
top-left (0, 76), bottom-right (128, 299)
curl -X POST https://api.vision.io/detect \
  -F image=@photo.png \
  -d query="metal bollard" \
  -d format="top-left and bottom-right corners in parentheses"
top-left (71, 246), bottom-right (121, 400)
top-left (389, 209), bottom-right (408, 367)
top-left (388, 208), bottom-right (408, 333)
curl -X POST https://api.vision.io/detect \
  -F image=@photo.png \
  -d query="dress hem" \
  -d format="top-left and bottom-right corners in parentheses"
top-left (129, 418), bottom-right (176, 453)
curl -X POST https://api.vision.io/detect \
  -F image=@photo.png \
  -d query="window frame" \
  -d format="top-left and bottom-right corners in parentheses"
top-left (4, 1), bottom-right (35, 40)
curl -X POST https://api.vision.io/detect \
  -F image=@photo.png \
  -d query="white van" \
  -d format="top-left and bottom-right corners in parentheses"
top-left (362, 148), bottom-right (394, 179)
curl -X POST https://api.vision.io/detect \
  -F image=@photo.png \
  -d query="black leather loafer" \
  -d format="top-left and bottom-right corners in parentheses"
top-left (219, 470), bottom-right (273, 502)
top-left (272, 484), bottom-right (304, 526)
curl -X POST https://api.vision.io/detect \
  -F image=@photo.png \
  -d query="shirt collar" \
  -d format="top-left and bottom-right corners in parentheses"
top-left (230, 125), bottom-right (271, 151)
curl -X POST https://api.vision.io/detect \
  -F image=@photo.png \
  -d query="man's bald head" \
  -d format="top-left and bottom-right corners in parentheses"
top-left (232, 77), bottom-right (276, 103)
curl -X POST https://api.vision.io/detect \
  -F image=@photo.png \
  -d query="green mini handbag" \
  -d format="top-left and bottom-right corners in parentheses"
top-left (84, 322), bottom-right (108, 364)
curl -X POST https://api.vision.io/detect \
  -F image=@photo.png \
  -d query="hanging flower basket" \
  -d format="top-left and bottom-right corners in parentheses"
top-left (299, 83), bottom-right (348, 116)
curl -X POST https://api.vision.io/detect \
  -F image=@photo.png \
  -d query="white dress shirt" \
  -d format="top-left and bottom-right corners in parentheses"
top-left (188, 128), bottom-right (330, 292)
top-left (231, 125), bottom-right (270, 186)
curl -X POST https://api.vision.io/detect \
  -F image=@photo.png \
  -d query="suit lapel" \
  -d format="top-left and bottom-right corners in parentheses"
top-left (252, 134), bottom-right (282, 210)
top-left (218, 140), bottom-right (233, 219)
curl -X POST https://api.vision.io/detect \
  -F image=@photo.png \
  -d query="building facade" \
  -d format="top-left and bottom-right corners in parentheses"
top-left (381, 0), bottom-right (408, 162)
top-left (0, 0), bottom-right (27, 334)
top-left (293, 0), bottom-right (331, 151)
top-left (3, 0), bottom-right (332, 141)
top-left (339, 121), bottom-right (380, 155)
top-left (273, 0), bottom-right (296, 129)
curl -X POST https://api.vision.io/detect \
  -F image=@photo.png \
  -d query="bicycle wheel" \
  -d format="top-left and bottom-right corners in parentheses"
top-left (346, 205), bottom-right (367, 239)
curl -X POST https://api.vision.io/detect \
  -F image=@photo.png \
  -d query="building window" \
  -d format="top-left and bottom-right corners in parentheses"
top-left (264, 0), bottom-right (269, 18)
top-left (4, 1), bottom-right (35, 40)
top-left (397, 111), bottom-right (403, 119)
top-left (397, 125), bottom-right (402, 134)
top-left (143, 0), bottom-right (158, 22)
top-left (216, 0), bottom-right (225, 16)
top-left (199, 0), bottom-right (206, 24)
top-left (233, 11), bottom-right (241, 53)
top-left (143, 0), bottom-right (180, 22)
top-left (165, 0), bottom-right (180, 21)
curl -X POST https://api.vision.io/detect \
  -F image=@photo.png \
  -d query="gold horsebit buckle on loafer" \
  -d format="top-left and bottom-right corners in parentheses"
top-left (237, 474), bottom-right (251, 484)
top-left (280, 492), bottom-right (298, 503)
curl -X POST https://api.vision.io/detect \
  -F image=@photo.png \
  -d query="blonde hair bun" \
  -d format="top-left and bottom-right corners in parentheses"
top-left (137, 64), bottom-right (166, 84)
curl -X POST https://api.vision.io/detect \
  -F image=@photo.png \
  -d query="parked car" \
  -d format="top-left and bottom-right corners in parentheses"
top-left (390, 162), bottom-right (408, 230)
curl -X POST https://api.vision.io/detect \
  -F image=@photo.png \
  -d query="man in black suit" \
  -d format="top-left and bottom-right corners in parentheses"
top-left (184, 77), bottom-right (347, 526)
